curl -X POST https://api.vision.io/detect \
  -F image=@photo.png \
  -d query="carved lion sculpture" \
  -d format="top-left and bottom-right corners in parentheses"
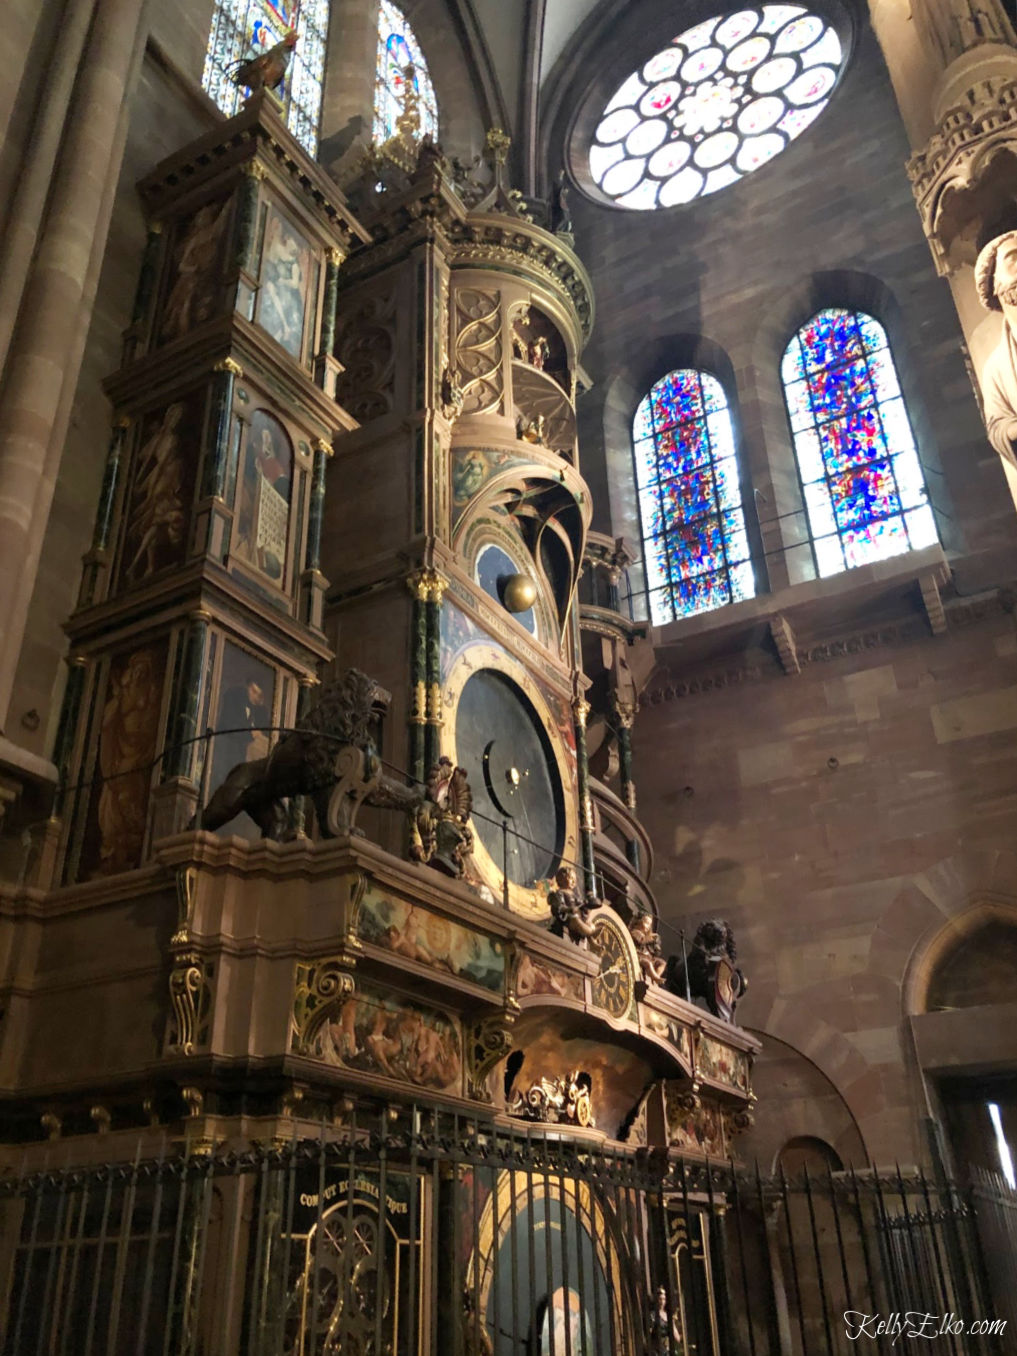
top-left (665, 919), bottom-right (747, 1023)
top-left (197, 668), bottom-right (420, 839)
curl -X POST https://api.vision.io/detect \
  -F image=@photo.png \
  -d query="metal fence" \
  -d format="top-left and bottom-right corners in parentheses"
top-left (1, 1110), bottom-right (1014, 1355)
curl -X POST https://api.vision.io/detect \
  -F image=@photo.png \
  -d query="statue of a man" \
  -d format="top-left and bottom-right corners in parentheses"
top-left (975, 230), bottom-right (1017, 466)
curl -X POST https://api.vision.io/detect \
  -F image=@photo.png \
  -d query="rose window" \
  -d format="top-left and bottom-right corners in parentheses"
top-left (588, 6), bottom-right (844, 209)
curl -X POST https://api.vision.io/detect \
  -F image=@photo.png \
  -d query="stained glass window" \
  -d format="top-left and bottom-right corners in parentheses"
top-left (782, 309), bottom-right (937, 577)
top-left (589, 6), bottom-right (843, 209)
top-left (373, 1), bottom-right (439, 144)
top-left (202, 0), bottom-right (329, 156)
top-left (634, 369), bottom-right (755, 623)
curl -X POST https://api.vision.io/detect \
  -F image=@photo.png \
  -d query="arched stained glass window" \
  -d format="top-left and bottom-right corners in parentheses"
top-left (374, 1), bottom-right (439, 144)
top-left (634, 370), bottom-right (755, 623)
top-left (782, 309), bottom-right (937, 577)
top-left (202, 0), bottom-right (329, 156)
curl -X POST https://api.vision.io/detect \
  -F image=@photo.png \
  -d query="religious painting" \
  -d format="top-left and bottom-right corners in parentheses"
top-left (664, 1084), bottom-right (726, 1156)
top-left (357, 887), bottom-right (505, 993)
top-left (257, 209), bottom-right (312, 358)
top-left (207, 641), bottom-right (275, 833)
top-left (452, 447), bottom-right (524, 509)
top-left (310, 985), bottom-right (461, 1094)
top-left (78, 641), bottom-right (168, 880)
top-left (514, 950), bottom-right (583, 1001)
top-left (119, 393), bottom-right (203, 586)
top-left (159, 198), bottom-right (230, 343)
top-left (233, 409), bottom-right (293, 585)
top-left (696, 1035), bottom-right (749, 1091)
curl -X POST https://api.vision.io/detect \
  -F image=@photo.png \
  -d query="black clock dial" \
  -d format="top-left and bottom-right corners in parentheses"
top-left (590, 915), bottom-right (635, 1020)
top-left (455, 669), bottom-right (564, 886)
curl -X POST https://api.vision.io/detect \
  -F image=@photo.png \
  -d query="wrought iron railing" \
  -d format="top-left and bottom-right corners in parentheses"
top-left (1, 1114), bottom-right (1014, 1355)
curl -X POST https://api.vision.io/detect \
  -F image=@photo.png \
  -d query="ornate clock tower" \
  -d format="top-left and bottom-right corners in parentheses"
top-left (322, 130), bottom-right (594, 917)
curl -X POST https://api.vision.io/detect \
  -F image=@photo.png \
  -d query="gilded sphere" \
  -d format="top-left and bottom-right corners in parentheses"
top-left (501, 573), bottom-right (537, 612)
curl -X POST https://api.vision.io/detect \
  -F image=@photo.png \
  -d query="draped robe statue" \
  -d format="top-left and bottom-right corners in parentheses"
top-left (975, 230), bottom-right (1017, 468)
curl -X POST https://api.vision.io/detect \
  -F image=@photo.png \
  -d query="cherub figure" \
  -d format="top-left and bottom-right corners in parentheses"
top-left (547, 866), bottom-right (596, 947)
top-left (629, 911), bottom-right (667, 986)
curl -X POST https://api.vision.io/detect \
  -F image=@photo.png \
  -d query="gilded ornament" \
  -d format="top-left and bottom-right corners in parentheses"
top-left (213, 356), bottom-right (244, 377)
top-left (466, 1011), bottom-right (515, 1101)
top-left (507, 1069), bottom-right (594, 1127)
top-left (501, 573), bottom-right (537, 613)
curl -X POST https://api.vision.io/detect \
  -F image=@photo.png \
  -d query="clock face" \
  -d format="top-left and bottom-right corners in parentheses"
top-left (454, 669), bottom-right (565, 887)
top-left (589, 914), bottom-right (635, 1020)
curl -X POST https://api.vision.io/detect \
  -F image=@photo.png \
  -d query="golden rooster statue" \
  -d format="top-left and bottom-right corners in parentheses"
top-left (230, 29), bottom-right (298, 94)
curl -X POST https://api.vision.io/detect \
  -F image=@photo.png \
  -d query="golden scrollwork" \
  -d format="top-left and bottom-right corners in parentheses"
top-left (292, 956), bottom-right (357, 1054)
top-left (166, 952), bottom-right (214, 1056)
top-left (172, 865), bottom-right (198, 946)
top-left (466, 1011), bottom-right (516, 1102)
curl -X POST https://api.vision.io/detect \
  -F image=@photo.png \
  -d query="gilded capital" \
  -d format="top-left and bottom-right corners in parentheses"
top-left (612, 697), bottom-right (637, 729)
top-left (214, 356), bottom-right (244, 377)
top-left (243, 160), bottom-right (268, 181)
top-left (406, 566), bottom-right (448, 603)
top-left (326, 246), bottom-right (344, 266)
top-left (572, 697), bottom-right (591, 729)
top-left (313, 437), bottom-right (335, 458)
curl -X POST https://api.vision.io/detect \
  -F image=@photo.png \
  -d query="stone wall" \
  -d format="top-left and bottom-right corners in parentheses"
top-left (634, 601), bottom-right (1017, 1165)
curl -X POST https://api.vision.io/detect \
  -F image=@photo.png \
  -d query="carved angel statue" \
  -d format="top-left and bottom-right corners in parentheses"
top-left (409, 756), bottom-right (474, 878)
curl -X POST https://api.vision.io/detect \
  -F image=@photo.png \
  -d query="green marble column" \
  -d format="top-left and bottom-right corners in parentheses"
top-left (164, 612), bottom-right (210, 782)
top-left (406, 571), bottom-right (429, 785)
top-left (202, 358), bottom-right (242, 501)
top-left (305, 440), bottom-right (331, 573)
top-left (51, 656), bottom-right (88, 816)
top-left (79, 415), bottom-right (130, 606)
top-left (319, 247), bottom-right (342, 357)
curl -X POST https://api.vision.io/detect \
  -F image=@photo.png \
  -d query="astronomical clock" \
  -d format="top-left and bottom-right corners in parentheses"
top-left (14, 93), bottom-right (758, 1356)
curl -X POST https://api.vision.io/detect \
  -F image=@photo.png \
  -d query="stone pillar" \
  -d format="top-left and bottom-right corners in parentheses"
top-left (0, 0), bottom-right (98, 377)
top-left (0, 0), bottom-right (151, 732)
top-left (318, 0), bottom-right (381, 160)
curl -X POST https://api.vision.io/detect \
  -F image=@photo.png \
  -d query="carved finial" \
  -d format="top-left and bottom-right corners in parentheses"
top-left (41, 1112), bottom-right (62, 1141)
top-left (90, 1105), bottom-right (112, 1135)
top-left (485, 127), bottom-right (511, 168)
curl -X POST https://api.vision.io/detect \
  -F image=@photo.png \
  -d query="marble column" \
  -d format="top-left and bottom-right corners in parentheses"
top-left (0, 0), bottom-right (151, 731)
